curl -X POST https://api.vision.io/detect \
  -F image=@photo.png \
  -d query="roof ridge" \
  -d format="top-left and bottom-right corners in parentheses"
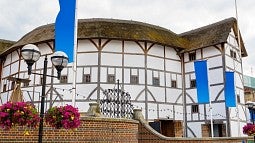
top-left (179, 17), bottom-right (236, 36)
top-left (78, 18), bottom-right (177, 35)
top-left (0, 39), bottom-right (16, 43)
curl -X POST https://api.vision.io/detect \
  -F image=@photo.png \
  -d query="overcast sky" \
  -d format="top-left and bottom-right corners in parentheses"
top-left (0, 0), bottom-right (254, 76)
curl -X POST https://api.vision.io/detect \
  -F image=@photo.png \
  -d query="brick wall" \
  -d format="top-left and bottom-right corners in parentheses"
top-left (138, 122), bottom-right (251, 143)
top-left (0, 117), bottom-right (139, 143)
top-left (0, 114), bottom-right (252, 143)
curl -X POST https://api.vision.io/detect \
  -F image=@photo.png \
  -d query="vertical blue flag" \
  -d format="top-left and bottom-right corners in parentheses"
top-left (225, 71), bottom-right (236, 107)
top-left (194, 60), bottom-right (210, 104)
top-left (55, 0), bottom-right (76, 62)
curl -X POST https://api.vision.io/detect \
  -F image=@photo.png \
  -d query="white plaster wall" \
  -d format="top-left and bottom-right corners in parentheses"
top-left (100, 67), bottom-right (107, 82)
top-left (208, 56), bottom-right (222, 67)
top-left (38, 43), bottom-right (52, 55)
top-left (185, 62), bottom-right (194, 73)
top-left (77, 53), bottom-right (98, 66)
top-left (2, 65), bottom-right (10, 78)
top-left (210, 85), bottom-right (224, 101)
top-left (78, 40), bottom-right (98, 52)
top-left (165, 60), bottom-right (181, 73)
top-left (165, 46), bottom-right (180, 60)
top-left (148, 103), bottom-right (158, 119)
top-left (147, 45), bottom-right (164, 57)
top-left (101, 53), bottom-right (122, 66)
top-left (174, 105), bottom-right (183, 120)
top-left (91, 67), bottom-right (98, 82)
top-left (139, 69), bottom-right (145, 84)
top-left (124, 54), bottom-right (144, 67)
top-left (148, 86), bottom-right (165, 102)
top-left (209, 68), bottom-right (223, 84)
top-left (10, 61), bottom-right (19, 75)
top-left (188, 122), bottom-right (202, 137)
top-left (11, 51), bottom-right (19, 62)
top-left (186, 89), bottom-right (197, 103)
top-left (158, 104), bottom-right (173, 119)
top-left (166, 88), bottom-right (182, 103)
top-left (102, 40), bottom-right (122, 52)
top-left (3, 54), bottom-right (11, 66)
top-left (196, 49), bottom-right (202, 59)
top-left (124, 85), bottom-right (145, 100)
top-left (124, 41), bottom-right (144, 54)
top-left (202, 46), bottom-right (222, 58)
top-left (147, 56), bottom-right (164, 70)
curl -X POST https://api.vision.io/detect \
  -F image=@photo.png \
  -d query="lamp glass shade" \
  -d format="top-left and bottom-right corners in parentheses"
top-left (51, 51), bottom-right (68, 68)
top-left (21, 44), bottom-right (41, 62)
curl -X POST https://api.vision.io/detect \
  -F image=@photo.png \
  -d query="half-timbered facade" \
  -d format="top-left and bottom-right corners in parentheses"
top-left (0, 18), bottom-right (248, 137)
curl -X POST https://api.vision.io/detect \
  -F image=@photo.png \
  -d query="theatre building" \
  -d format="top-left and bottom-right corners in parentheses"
top-left (0, 17), bottom-right (248, 137)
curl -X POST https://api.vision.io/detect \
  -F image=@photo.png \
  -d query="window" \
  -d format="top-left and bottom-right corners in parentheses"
top-left (190, 80), bottom-right (196, 88)
top-left (107, 74), bottom-right (115, 83)
top-left (3, 84), bottom-right (7, 92)
top-left (60, 75), bottom-right (68, 83)
top-left (130, 75), bottom-right (139, 84)
top-left (237, 94), bottom-right (240, 103)
top-left (189, 52), bottom-right (196, 61)
top-left (171, 80), bottom-right (177, 88)
top-left (192, 105), bottom-right (199, 113)
top-left (230, 50), bottom-right (237, 59)
top-left (83, 74), bottom-right (91, 83)
top-left (23, 82), bottom-right (29, 87)
top-left (153, 77), bottom-right (160, 86)
top-left (11, 81), bottom-right (15, 90)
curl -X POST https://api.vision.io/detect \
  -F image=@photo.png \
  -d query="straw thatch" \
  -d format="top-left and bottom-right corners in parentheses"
top-left (0, 18), bottom-right (247, 57)
top-left (179, 17), bottom-right (247, 56)
top-left (0, 39), bottom-right (15, 53)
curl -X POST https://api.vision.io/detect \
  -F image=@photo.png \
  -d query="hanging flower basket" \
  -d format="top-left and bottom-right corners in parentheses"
top-left (45, 105), bottom-right (80, 129)
top-left (243, 123), bottom-right (255, 136)
top-left (0, 102), bottom-right (40, 130)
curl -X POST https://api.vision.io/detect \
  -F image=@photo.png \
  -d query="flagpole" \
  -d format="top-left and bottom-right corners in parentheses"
top-left (207, 60), bottom-right (214, 138)
top-left (235, 0), bottom-right (241, 136)
top-left (209, 100), bottom-right (214, 138)
top-left (72, 0), bottom-right (78, 107)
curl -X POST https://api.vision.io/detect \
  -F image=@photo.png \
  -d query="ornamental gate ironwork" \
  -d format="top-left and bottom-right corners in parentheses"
top-left (100, 80), bottom-right (133, 119)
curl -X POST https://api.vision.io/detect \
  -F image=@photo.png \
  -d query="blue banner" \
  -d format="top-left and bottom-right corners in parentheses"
top-left (55, 0), bottom-right (76, 62)
top-left (249, 110), bottom-right (255, 123)
top-left (225, 71), bottom-right (236, 107)
top-left (194, 60), bottom-right (210, 104)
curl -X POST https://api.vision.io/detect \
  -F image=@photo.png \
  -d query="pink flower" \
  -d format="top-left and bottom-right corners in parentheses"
top-left (45, 104), bottom-right (80, 129)
top-left (0, 102), bottom-right (40, 130)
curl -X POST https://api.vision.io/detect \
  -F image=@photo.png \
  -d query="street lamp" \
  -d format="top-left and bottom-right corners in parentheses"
top-left (245, 101), bottom-right (255, 142)
top-left (21, 44), bottom-right (68, 143)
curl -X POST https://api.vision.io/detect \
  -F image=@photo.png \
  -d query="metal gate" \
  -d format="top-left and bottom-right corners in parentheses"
top-left (100, 80), bottom-right (133, 119)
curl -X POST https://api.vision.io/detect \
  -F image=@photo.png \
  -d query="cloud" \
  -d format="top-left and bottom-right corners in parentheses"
top-left (0, 0), bottom-right (255, 75)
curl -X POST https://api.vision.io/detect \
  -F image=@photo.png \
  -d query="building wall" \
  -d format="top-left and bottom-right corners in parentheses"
top-left (224, 29), bottom-right (247, 137)
top-left (0, 39), bottom-right (183, 122)
top-left (0, 31), bottom-right (246, 137)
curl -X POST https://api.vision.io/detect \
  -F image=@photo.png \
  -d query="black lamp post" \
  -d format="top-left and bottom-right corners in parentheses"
top-left (245, 101), bottom-right (255, 142)
top-left (21, 44), bottom-right (68, 143)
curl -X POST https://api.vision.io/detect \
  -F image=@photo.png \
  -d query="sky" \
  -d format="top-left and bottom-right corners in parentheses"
top-left (0, 0), bottom-right (254, 76)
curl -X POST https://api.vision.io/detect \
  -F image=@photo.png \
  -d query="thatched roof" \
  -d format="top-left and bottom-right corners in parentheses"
top-left (1, 18), bottom-right (189, 55)
top-left (0, 18), bottom-right (247, 57)
top-left (0, 39), bottom-right (15, 53)
top-left (179, 17), bottom-right (247, 57)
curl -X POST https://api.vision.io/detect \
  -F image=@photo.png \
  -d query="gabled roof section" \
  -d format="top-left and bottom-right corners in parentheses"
top-left (179, 17), bottom-right (247, 57)
top-left (0, 39), bottom-right (15, 53)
